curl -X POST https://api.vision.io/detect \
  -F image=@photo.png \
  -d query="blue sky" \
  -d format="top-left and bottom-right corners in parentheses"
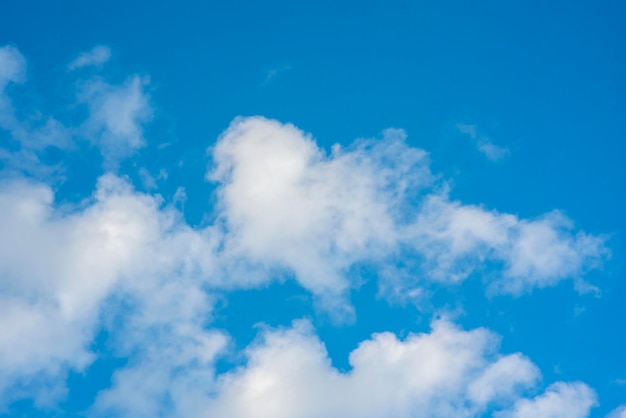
top-left (0, 1), bottom-right (625, 417)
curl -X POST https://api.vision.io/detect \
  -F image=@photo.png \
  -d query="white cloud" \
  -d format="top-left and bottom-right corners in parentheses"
top-left (86, 317), bottom-right (598, 418)
top-left (210, 118), bottom-right (432, 318)
top-left (0, 174), bottom-right (222, 406)
top-left (1, 47), bottom-right (605, 307)
top-left (78, 75), bottom-right (152, 167)
top-left (68, 45), bottom-right (111, 70)
top-left (495, 381), bottom-right (597, 418)
top-left (405, 194), bottom-right (608, 295)
top-left (198, 319), bottom-right (591, 418)
top-left (457, 123), bottom-right (510, 162)
top-left (607, 406), bottom-right (626, 418)
top-left (93, 322), bottom-right (228, 418)
top-left (210, 117), bottom-right (608, 312)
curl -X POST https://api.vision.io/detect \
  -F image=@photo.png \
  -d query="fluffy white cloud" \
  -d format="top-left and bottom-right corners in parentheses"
top-left (0, 170), bottom-right (605, 417)
top-left (200, 320), bottom-right (591, 418)
top-left (211, 117), bottom-right (608, 312)
top-left (68, 45), bottom-right (111, 70)
top-left (93, 325), bottom-right (228, 418)
top-left (210, 118), bottom-right (431, 317)
top-left (0, 174), bottom-right (221, 406)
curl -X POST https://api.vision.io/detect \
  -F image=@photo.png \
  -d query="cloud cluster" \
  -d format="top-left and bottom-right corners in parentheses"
top-left (211, 117), bottom-right (607, 313)
top-left (204, 319), bottom-right (543, 418)
top-left (210, 119), bottom-right (432, 315)
top-left (0, 45), bottom-right (616, 417)
top-left (93, 318), bottom-right (598, 418)
top-left (0, 173), bottom-right (223, 406)
top-left (89, 315), bottom-right (601, 418)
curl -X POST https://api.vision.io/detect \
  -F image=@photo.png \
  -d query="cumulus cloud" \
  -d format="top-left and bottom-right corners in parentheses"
top-left (199, 319), bottom-right (591, 418)
top-left (68, 45), bottom-right (111, 70)
top-left (210, 117), bottom-right (608, 313)
top-left (88, 317), bottom-right (599, 418)
top-left (0, 116), bottom-right (609, 414)
top-left (210, 118), bottom-right (432, 317)
top-left (0, 174), bottom-right (221, 406)
top-left (93, 325), bottom-right (228, 418)
top-left (78, 75), bottom-right (152, 166)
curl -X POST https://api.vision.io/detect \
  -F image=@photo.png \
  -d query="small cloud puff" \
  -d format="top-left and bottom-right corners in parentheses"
top-left (457, 123), bottom-right (510, 162)
top-left (68, 45), bottom-right (111, 70)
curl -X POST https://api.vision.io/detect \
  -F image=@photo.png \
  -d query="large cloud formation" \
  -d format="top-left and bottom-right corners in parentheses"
top-left (211, 117), bottom-right (608, 313)
top-left (0, 174), bottom-right (223, 406)
top-left (0, 44), bottom-right (614, 417)
top-left (97, 319), bottom-right (598, 418)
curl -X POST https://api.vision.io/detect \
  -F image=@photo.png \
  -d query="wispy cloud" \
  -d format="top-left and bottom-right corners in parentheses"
top-left (78, 75), bottom-right (152, 168)
top-left (457, 123), bottom-right (510, 162)
top-left (262, 63), bottom-right (293, 85)
top-left (0, 46), bottom-right (72, 178)
top-left (68, 45), bottom-right (111, 70)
